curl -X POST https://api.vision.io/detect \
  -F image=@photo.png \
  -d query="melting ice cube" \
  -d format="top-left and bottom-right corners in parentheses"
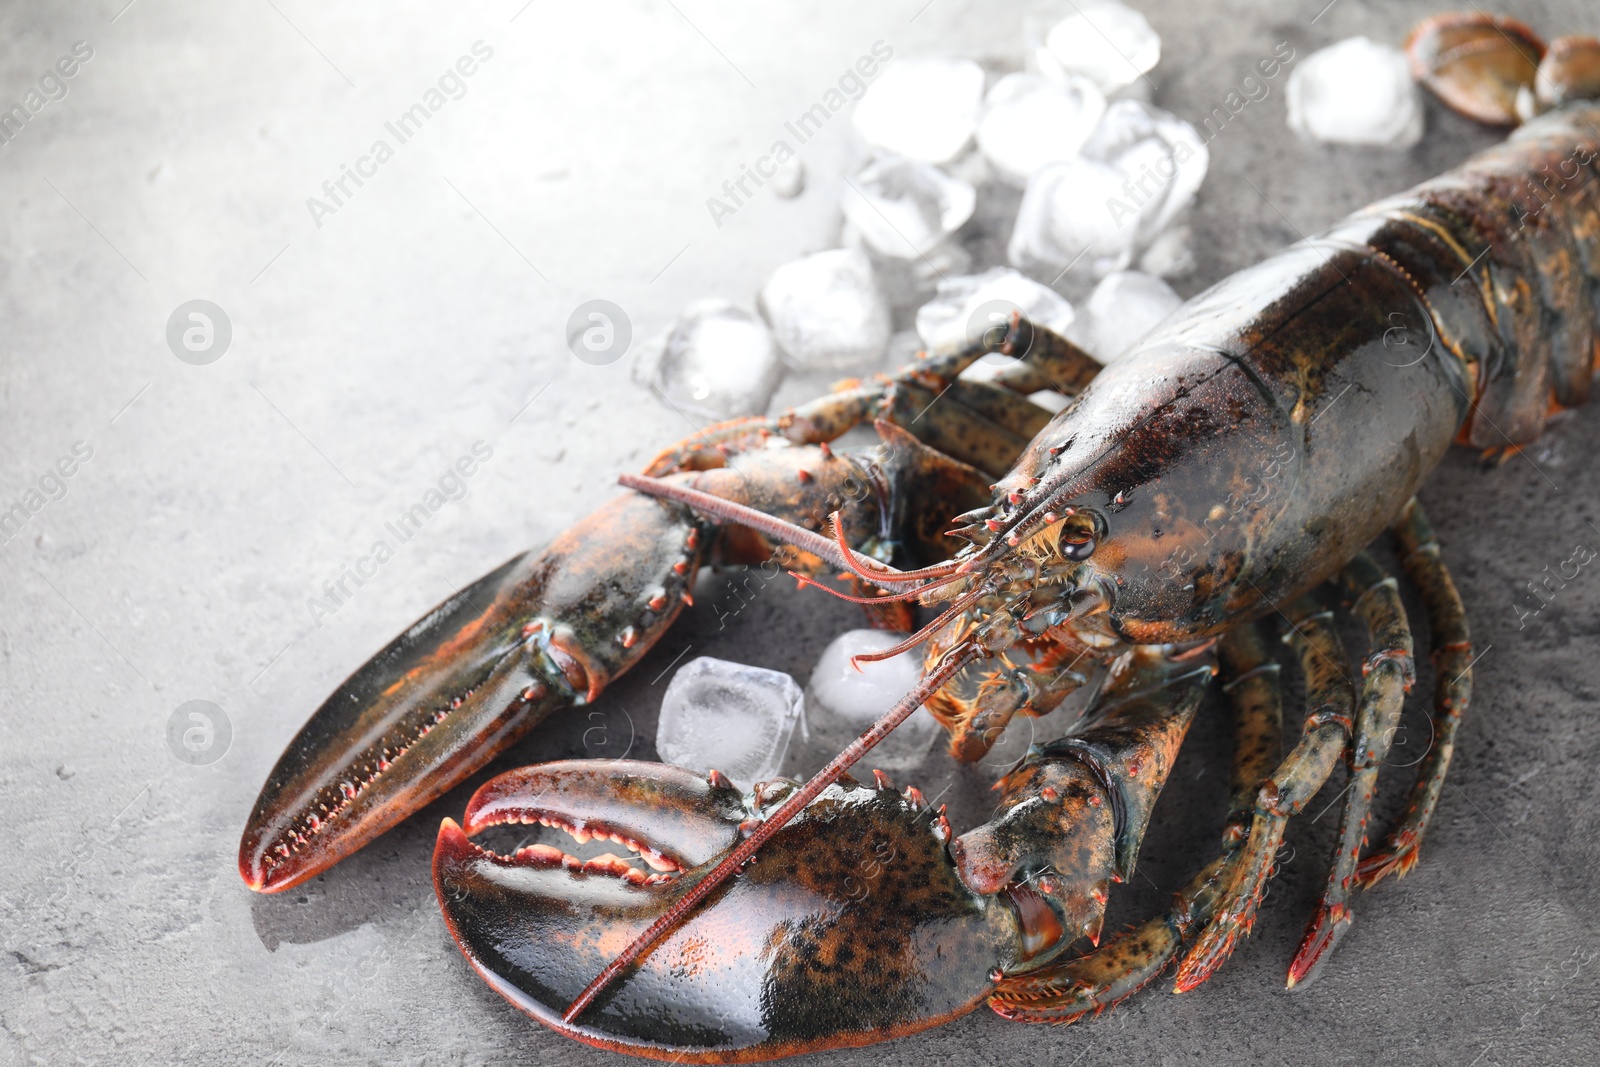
top-left (770, 156), bottom-right (806, 199)
top-left (794, 630), bottom-right (944, 776)
top-left (1137, 223), bottom-right (1195, 278)
top-left (1029, 0), bottom-right (1161, 94)
top-left (1010, 99), bottom-right (1207, 281)
top-left (758, 248), bottom-right (893, 372)
top-left (655, 657), bottom-right (805, 788)
top-left (914, 267), bottom-right (1076, 364)
top-left (1287, 37), bottom-right (1424, 148)
top-left (1073, 269), bottom-right (1182, 361)
top-left (1082, 99), bottom-right (1208, 237)
top-left (1008, 156), bottom-right (1138, 279)
top-left (841, 156), bottom-right (976, 260)
top-left (853, 58), bottom-right (988, 164)
top-left (977, 73), bottom-right (1107, 187)
top-left (632, 300), bottom-right (785, 419)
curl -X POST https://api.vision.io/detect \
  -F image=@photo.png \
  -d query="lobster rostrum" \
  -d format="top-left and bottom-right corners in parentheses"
top-left (242, 14), bottom-right (1600, 1062)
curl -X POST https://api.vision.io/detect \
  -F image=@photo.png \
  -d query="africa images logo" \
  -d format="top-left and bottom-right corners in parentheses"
top-left (0, 40), bottom-right (94, 149)
top-left (705, 40), bottom-right (894, 228)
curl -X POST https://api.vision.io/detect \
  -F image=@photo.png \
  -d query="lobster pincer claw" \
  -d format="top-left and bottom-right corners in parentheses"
top-left (240, 491), bottom-right (709, 894)
top-left (434, 760), bottom-right (1022, 1063)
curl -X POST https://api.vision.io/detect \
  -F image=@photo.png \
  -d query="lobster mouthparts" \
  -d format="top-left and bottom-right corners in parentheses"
top-left (434, 760), bottom-right (1022, 1063)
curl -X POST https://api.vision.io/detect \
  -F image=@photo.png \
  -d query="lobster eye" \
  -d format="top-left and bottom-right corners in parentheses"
top-left (1058, 511), bottom-right (1099, 561)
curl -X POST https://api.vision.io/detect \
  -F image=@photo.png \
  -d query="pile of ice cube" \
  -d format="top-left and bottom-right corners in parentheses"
top-left (633, 0), bottom-right (1199, 422)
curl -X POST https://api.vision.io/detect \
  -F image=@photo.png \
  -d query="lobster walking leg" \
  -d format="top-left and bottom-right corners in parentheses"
top-left (643, 316), bottom-right (1084, 480)
top-left (987, 628), bottom-right (1284, 1022)
top-left (1172, 602), bottom-right (1356, 991)
top-left (1357, 499), bottom-right (1473, 887)
top-left (953, 648), bottom-right (1213, 973)
top-left (989, 322), bottom-right (1105, 397)
top-left (1287, 552), bottom-right (1415, 987)
top-left (993, 508), bottom-right (1469, 1011)
top-left (1218, 622), bottom-right (1285, 848)
top-left (988, 856), bottom-right (1235, 1022)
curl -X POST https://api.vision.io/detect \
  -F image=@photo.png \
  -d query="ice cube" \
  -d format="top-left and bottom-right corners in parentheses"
top-left (1075, 270), bottom-right (1182, 361)
top-left (1009, 100), bottom-right (1207, 282)
top-left (853, 58), bottom-right (987, 164)
top-left (655, 657), bottom-right (805, 788)
top-left (1286, 37), bottom-right (1424, 148)
top-left (1137, 223), bottom-right (1195, 278)
top-left (1082, 100), bottom-right (1208, 236)
top-left (758, 248), bottom-right (893, 372)
top-left (1008, 156), bottom-right (1138, 279)
top-left (914, 267), bottom-right (1076, 361)
top-left (977, 73), bottom-right (1107, 187)
top-left (770, 156), bottom-right (806, 198)
top-left (1029, 0), bottom-right (1161, 95)
top-left (841, 156), bottom-right (977, 260)
top-left (796, 630), bottom-right (943, 775)
top-left (632, 300), bottom-right (785, 419)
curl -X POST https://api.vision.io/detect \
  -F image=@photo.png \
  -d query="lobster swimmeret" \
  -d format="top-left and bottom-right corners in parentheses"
top-left (241, 14), bottom-right (1600, 1063)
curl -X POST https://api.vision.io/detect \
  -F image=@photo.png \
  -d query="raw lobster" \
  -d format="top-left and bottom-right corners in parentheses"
top-left (241, 13), bottom-right (1600, 1063)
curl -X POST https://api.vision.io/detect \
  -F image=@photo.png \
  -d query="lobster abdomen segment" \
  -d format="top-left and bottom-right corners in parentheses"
top-left (1349, 103), bottom-right (1600, 445)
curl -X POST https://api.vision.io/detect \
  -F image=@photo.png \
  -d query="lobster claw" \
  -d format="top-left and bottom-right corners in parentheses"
top-left (241, 491), bottom-right (709, 893)
top-left (434, 760), bottom-right (1021, 1062)
top-left (240, 551), bottom-right (556, 893)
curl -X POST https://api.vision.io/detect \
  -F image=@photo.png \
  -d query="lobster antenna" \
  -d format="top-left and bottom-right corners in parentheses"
top-left (562, 641), bottom-right (983, 1024)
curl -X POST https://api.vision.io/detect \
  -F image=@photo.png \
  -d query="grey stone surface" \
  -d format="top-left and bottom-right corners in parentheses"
top-left (2, 2), bottom-right (1597, 1065)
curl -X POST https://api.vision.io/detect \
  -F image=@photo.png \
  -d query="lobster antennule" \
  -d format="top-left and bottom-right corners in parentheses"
top-left (563, 640), bottom-right (985, 1025)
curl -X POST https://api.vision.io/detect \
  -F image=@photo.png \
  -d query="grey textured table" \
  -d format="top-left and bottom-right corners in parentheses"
top-left (3, 2), bottom-right (1597, 1065)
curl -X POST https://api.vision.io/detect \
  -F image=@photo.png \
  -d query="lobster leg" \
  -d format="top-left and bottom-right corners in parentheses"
top-left (1287, 552), bottom-right (1415, 987)
top-left (954, 647), bottom-right (1213, 970)
top-left (986, 627), bottom-right (1284, 1022)
top-left (989, 323), bottom-right (1105, 397)
top-left (991, 506), bottom-right (1468, 1011)
top-left (1356, 499), bottom-right (1473, 887)
top-left (645, 315), bottom-right (1098, 483)
top-left (988, 855), bottom-right (1235, 1023)
top-left (1171, 600), bottom-right (1356, 991)
top-left (1218, 622), bottom-right (1286, 848)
